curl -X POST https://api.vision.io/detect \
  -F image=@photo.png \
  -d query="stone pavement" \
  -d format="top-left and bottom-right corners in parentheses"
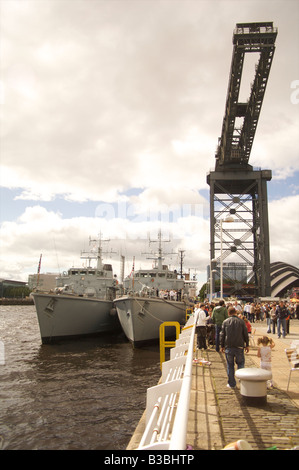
top-left (187, 319), bottom-right (299, 450)
top-left (127, 319), bottom-right (299, 451)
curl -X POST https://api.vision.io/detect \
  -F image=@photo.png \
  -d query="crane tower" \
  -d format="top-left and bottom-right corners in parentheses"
top-left (207, 22), bottom-right (277, 298)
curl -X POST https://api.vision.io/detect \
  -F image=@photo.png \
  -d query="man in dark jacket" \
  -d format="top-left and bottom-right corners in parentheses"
top-left (276, 300), bottom-right (289, 338)
top-left (220, 307), bottom-right (249, 388)
top-left (212, 300), bottom-right (228, 352)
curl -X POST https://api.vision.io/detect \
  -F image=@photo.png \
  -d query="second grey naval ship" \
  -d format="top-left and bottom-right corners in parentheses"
top-left (114, 233), bottom-right (191, 347)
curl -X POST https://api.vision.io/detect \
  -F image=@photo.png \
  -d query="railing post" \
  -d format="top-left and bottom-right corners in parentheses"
top-left (185, 307), bottom-right (193, 322)
top-left (159, 321), bottom-right (180, 369)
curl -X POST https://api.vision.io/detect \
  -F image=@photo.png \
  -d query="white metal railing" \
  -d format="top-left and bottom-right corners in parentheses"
top-left (137, 312), bottom-right (198, 450)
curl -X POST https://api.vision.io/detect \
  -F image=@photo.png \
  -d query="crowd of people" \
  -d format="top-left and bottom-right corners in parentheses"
top-left (193, 298), bottom-right (298, 389)
top-left (194, 299), bottom-right (298, 347)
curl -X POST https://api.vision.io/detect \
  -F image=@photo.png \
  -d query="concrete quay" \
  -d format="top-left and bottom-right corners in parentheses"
top-left (187, 318), bottom-right (299, 450)
top-left (127, 319), bottom-right (299, 451)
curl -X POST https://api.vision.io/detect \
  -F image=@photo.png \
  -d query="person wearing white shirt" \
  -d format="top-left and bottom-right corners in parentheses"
top-left (244, 302), bottom-right (251, 318)
top-left (234, 301), bottom-right (243, 314)
top-left (194, 303), bottom-right (208, 349)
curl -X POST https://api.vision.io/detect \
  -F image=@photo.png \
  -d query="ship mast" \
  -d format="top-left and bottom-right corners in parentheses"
top-left (80, 234), bottom-right (116, 270)
top-left (143, 230), bottom-right (176, 271)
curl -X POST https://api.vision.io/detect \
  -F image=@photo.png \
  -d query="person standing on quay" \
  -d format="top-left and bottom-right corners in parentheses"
top-left (220, 307), bottom-right (249, 388)
top-left (276, 300), bottom-right (289, 338)
top-left (195, 303), bottom-right (208, 350)
top-left (212, 300), bottom-right (228, 352)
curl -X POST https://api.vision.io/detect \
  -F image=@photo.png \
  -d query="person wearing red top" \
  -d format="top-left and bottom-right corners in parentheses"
top-left (243, 316), bottom-right (251, 334)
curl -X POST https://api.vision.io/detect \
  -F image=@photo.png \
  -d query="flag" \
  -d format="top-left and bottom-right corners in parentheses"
top-left (37, 254), bottom-right (42, 274)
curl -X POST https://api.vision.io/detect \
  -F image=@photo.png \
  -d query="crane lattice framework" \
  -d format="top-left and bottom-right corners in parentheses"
top-left (207, 22), bottom-right (277, 298)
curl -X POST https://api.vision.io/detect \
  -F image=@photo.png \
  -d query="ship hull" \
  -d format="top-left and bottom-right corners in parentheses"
top-left (114, 296), bottom-right (187, 347)
top-left (32, 293), bottom-right (120, 343)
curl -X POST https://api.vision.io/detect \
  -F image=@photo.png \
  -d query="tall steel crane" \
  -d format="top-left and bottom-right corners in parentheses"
top-left (207, 22), bottom-right (277, 298)
top-left (216, 23), bottom-right (277, 170)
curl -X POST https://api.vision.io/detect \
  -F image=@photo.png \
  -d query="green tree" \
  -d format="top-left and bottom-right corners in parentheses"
top-left (3, 286), bottom-right (31, 298)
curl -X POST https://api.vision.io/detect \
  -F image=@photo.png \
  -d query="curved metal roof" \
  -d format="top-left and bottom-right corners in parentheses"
top-left (270, 262), bottom-right (299, 297)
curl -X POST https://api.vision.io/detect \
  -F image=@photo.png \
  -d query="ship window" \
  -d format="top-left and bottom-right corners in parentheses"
top-left (150, 273), bottom-right (156, 278)
top-left (103, 264), bottom-right (113, 271)
top-left (158, 273), bottom-right (166, 278)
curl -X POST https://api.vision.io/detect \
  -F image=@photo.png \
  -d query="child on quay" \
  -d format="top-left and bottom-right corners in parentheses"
top-left (257, 336), bottom-right (275, 388)
top-left (243, 316), bottom-right (252, 334)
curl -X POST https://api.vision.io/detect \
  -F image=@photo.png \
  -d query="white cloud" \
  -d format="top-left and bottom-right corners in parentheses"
top-left (0, 0), bottom-right (299, 284)
top-left (0, 203), bottom-right (209, 282)
top-left (269, 195), bottom-right (299, 267)
top-left (252, 115), bottom-right (299, 178)
top-left (1, 0), bottom-right (298, 202)
top-left (128, 186), bottom-right (208, 214)
top-left (1, 193), bottom-right (298, 285)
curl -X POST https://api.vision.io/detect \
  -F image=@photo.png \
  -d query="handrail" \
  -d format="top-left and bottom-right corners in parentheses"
top-left (169, 315), bottom-right (197, 449)
top-left (137, 312), bottom-right (198, 450)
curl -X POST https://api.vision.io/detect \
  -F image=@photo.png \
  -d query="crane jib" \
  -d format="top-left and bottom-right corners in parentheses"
top-left (215, 22), bottom-right (277, 170)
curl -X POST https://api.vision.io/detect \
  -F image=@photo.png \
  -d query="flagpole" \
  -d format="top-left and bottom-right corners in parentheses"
top-left (132, 256), bottom-right (135, 290)
top-left (36, 254), bottom-right (42, 290)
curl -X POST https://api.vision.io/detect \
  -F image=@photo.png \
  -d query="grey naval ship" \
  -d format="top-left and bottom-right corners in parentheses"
top-left (114, 233), bottom-right (191, 347)
top-left (32, 238), bottom-right (120, 343)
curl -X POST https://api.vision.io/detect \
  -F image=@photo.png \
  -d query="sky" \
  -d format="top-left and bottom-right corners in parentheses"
top-left (0, 0), bottom-right (298, 289)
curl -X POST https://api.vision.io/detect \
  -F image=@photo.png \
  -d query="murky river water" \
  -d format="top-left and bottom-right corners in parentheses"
top-left (0, 305), bottom-right (161, 450)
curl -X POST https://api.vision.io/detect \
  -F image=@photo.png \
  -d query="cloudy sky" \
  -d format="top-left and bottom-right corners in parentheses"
top-left (0, 0), bottom-right (298, 288)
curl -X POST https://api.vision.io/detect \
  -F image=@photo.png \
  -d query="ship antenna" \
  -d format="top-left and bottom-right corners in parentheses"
top-left (144, 229), bottom-right (176, 270)
top-left (80, 233), bottom-right (117, 270)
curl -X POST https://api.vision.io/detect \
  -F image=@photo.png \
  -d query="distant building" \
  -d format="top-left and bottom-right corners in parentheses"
top-left (207, 262), bottom-right (248, 282)
top-left (269, 262), bottom-right (299, 298)
top-left (28, 273), bottom-right (57, 291)
top-left (0, 279), bottom-right (28, 298)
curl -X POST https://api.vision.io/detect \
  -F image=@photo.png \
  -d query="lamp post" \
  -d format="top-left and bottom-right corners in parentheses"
top-left (209, 258), bottom-right (217, 302)
top-left (220, 216), bottom-right (234, 299)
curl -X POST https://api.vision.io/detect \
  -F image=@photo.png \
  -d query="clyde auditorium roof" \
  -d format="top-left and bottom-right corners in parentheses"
top-left (270, 262), bottom-right (299, 297)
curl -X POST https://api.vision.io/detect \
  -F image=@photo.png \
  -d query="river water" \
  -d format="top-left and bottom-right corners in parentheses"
top-left (0, 305), bottom-right (161, 450)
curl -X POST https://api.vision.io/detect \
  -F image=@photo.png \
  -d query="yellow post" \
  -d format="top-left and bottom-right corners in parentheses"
top-left (185, 307), bottom-right (193, 321)
top-left (159, 321), bottom-right (180, 369)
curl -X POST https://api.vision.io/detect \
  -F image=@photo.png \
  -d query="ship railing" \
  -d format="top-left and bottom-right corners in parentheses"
top-left (137, 312), bottom-right (198, 450)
